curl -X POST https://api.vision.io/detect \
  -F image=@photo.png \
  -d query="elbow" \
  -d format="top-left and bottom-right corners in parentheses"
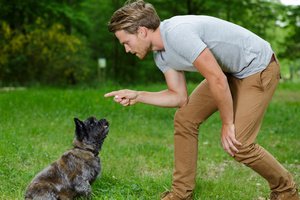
top-left (216, 73), bottom-right (228, 84)
top-left (178, 95), bottom-right (188, 108)
top-left (208, 73), bottom-right (228, 90)
top-left (219, 75), bottom-right (229, 91)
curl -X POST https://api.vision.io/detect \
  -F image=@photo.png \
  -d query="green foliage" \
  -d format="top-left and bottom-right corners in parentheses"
top-left (0, 0), bottom-right (90, 34)
top-left (0, 83), bottom-right (299, 199)
top-left (0, 20), bottom-right (94, 85)
top-left (0, 0), bottom-right (299, 85)
top-left (0, 0), bottom-right (95, 86)
top-left (279, 6), bottom-right (300, 59)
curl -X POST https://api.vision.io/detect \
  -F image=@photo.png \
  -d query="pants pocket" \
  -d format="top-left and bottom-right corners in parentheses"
top-left (259, 62), bottom-right (280, 90)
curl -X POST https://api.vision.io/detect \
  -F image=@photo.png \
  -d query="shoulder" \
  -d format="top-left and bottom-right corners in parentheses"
top-left (161, 15), bottom-right (219, 31)
top-left (162, 15), bottom-right (199, 33)
top-left (161, 15), bottom-right (208, 44)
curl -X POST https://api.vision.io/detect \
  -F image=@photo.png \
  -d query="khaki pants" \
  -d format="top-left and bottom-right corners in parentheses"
top-left (172, 59), bottom-right (296, 198)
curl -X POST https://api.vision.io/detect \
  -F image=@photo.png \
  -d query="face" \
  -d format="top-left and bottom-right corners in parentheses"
top-left (115, 29), bottom-right (151, 60)
top-left (74, 117), bottom-right (109, 146)
top-left (84, 117), bottom-right (109, 140)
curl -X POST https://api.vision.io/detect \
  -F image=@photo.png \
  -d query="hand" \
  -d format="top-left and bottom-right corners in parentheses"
top-left (221, 123), bottom-right (242, 157)
top-left (104, 89), bottom-right (138, 106)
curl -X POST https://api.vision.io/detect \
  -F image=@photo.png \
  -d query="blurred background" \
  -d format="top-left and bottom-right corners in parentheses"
top-left (0, 0), bottom-right (299, 86)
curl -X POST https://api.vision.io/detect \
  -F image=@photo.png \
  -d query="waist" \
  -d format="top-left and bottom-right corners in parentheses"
top-left (269, 54), bottom-right (276, 64)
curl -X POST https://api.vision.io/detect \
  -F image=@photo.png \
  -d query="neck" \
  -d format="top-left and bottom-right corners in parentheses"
top-left (73, 139), bottom-right (98, 156)
top-left (150, 26), bottom-right (164, 51)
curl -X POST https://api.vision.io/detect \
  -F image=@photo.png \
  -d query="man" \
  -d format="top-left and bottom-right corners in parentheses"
top-left (105, 0), bottom-right (299, 199)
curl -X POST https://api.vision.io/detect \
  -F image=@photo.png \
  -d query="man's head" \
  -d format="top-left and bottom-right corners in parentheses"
top-left (108, 0), bottom-right (161, 59)
top-left (108, 0), bottom-right (160, 34)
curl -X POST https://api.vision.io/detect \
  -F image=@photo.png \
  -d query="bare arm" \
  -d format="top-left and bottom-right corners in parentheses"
top-left (104, 69), bottom-right (188, 108)
top-left (193, 48), bottom-right (241, 156)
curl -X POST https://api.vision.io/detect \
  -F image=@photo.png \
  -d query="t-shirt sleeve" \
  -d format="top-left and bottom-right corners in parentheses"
top-left (165, 23), bottom-right (207, 64)
top-left (153, 51), bottom-right (171, 73)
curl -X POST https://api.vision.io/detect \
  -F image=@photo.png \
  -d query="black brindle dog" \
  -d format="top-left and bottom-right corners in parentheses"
top-left (25, 117), bottom-right (109, 200)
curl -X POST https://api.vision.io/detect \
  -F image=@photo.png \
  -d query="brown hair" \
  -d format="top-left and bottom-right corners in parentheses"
top-left (108, 0), bottom-right (160, 34)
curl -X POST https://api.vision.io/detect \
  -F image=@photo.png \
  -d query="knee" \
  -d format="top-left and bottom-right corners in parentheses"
top-left (233, 143), bottom-right (264, 165)
top-left (174, 109), bottom-right (200, 136)
top-left (174, 108), bottom-right (192, 127)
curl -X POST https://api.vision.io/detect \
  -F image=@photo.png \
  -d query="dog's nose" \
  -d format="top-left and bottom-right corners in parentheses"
top-left (100, 119), bottom-right (109, 127)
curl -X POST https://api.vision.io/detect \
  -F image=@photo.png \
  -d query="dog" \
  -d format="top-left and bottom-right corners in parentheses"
top-left (25, 116), bottom-right (109, 200)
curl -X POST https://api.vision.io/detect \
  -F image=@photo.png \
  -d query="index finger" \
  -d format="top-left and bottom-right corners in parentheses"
top-left (104, 91), bottom-right (118, 98)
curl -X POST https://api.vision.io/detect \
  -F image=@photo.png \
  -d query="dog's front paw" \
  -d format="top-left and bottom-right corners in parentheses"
top-left (74, 179), bottom-right (92, 196)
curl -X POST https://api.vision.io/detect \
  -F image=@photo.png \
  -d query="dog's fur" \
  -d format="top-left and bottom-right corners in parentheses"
top-left (25, 116), bottom-right (109, 200)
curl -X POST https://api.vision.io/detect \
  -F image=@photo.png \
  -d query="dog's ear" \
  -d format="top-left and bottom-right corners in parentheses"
top-left (74, 118), bottom-right (86, 141)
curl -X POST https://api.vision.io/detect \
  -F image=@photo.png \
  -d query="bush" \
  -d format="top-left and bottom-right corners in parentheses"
top-left (0, 19), bottom-right (94, 86)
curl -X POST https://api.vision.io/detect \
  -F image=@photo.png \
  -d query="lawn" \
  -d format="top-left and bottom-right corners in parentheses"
top-left (0, 82), bottom-right (299, 200)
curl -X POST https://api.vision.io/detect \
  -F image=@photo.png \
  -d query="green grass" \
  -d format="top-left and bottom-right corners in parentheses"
top-left (0, 82), bottom-right (299, 200)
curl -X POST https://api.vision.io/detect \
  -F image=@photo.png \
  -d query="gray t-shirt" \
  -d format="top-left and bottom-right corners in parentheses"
top-left (153, 15), bottom-right (273, 78)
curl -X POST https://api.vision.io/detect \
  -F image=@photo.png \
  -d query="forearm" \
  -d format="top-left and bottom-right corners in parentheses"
top-left (193, 48), bottom-right (234, 125)
top-left (105, 70), bottom-right (188, 108)
top-left (210, 76), bottom-right (243, 156)
top-left (208, 76), bottom-right (234, 125)
top-left (136, 89), bottom-right (187, 108)
top-left (192, 48), bottom-right (240, 156)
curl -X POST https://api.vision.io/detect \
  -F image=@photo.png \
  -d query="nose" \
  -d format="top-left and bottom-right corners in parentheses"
top-left (124, 44), bottom-right (131, 53)
top-left (100, 119), bottom-right (109, 127)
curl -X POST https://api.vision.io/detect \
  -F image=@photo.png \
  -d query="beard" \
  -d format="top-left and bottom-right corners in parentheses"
top-left (135, 42), bottom-right (152, 60)
top-left (136, 52), bottom-right (147, 59)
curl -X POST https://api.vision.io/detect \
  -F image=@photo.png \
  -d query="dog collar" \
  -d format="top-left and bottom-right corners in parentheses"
top-left (73, 140), bottom-right (99, 156)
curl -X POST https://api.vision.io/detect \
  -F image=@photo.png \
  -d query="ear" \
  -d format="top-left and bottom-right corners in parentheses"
top-left (74, 118), bottom-right (85, 141)
top-left (137, 26), bottom-right (147, 38)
